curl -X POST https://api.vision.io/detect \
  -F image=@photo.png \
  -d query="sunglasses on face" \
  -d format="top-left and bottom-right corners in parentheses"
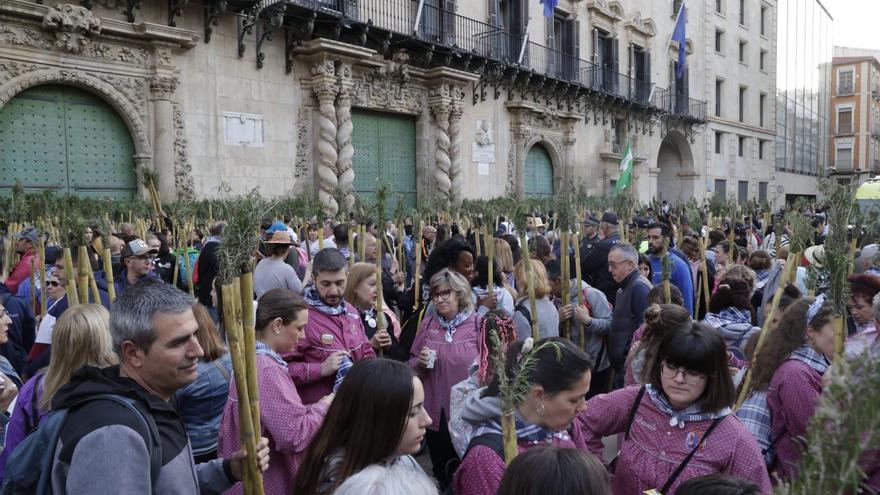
top-left (46, 280), bottom-right (61, 288)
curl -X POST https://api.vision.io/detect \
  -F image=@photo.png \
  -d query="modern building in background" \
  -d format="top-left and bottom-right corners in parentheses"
top-left (774, 0), bottom-right (832, 203)
top-left (829, 47), bottom-right (880, 185)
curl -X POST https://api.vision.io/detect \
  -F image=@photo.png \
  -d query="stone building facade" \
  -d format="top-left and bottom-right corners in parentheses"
top-left (1, 0), bottom-right (747, 212)
top-left (829, 49), bottom-right (880, 186)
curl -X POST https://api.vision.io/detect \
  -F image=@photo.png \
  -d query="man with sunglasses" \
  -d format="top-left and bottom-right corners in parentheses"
top-left (116, 239), bottom-right (161, 296)
top-left (607, 243), bottom-right (651, 390)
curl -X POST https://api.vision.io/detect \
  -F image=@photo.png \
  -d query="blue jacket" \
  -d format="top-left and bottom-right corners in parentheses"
top-left (649, 252), bottom-right (695, 315)
top-left (0, 283), bottom-right (35, 374)
top-left (174, 353), bottom-right (232, 455)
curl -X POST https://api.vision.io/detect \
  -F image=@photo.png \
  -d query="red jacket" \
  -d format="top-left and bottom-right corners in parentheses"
top-left (6, 249), bottom-right (40, 295)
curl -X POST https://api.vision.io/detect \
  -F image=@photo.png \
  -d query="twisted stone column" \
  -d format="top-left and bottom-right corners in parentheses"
top-left (448, 103), bottom-right (463, 204)
top-left (336, 84), bottom-right (355, 212)
top-left (431, 102), bottom-right (452, 202)
top-left (315, 84), bottom-right (340, 216)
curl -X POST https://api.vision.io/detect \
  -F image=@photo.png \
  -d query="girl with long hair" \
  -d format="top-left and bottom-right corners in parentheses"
top-left (294, 359), bottom-right (433, 494)
top-left (343, 262), bottom-right (406, 361)
top-left (0, 304), bottom-right (116, 479)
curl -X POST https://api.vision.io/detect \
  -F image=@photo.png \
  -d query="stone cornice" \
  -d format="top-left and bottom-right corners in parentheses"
top-left (0, 0), bottom-right (199, 48)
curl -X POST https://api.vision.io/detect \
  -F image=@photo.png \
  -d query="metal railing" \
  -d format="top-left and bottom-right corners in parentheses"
top-left (657, 91), bottom-right (707, 120)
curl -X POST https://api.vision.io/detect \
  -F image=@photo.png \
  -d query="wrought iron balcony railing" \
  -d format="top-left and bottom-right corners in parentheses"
top-left (656, 91), bottom-right (708, 121)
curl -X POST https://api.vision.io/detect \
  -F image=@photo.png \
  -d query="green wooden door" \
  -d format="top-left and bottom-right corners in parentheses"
top-left (524, 144), bottom-right (554, 197)
top-left (352, 110), bottom-right (417, 212)
top-left (0, 85), bottom-right (137, 199)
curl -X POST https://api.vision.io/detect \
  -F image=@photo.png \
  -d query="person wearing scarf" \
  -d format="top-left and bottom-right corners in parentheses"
top-left (453, 337), bottom-right (593, 495)
top-left (766, 294), bottom-right (835, 481)
top-left (578, 322), bottom-right (771, 494)
top-left (409, 268), bottom-right (481, 490)
top-left (287, 249), bottom-right (375, 405)
top-left (704, 279), bottom-right (760, 360)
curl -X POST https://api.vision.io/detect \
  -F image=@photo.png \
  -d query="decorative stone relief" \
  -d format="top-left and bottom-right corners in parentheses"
top-left (0, 60), bottom-right (42, 84)
top-left (506, 145), bottom-right (516, 196)
top-left (42, 4), bottom-right (101, 53)
top-left (95, 73), bottom-right (148, 110)
top-left (448, 103), bottom-right (463, 204)
top-left (314, 82), bottom-right (340, 216)
top-left (294, 107), bottom-right (312, 186)
top-left (149, 75), bottom-right (178, 100)
top-left (0, 24), bottom-right (148, 65)
top-left (350, 66), bottom-right (424, 115)
top-left (430, 100), bottom-right (452, 202)
top-left (376, 50), bottom-right (411, 85)
top-left (336, 82), bottom-right (355, 212)
top-left (172, 103), bottom-right (195, 200)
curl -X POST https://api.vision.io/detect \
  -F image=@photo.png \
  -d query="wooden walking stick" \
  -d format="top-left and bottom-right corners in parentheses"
top-left (238, 272), bottom-right (262, 491)
top-left (572, 232), bottom-right (584, 349)
top-left (560, 232), bottom-right (571, 340)
top-left (63, 248), bottom-right (79, 307)
top-left (103, 248), bottom-right (116, 303)
top-left (520, 235), bottom-right (539, 341)
top-left (38, 239), bottom-right (47, 317)
top-left (376, 240), bottom-right (386, 358)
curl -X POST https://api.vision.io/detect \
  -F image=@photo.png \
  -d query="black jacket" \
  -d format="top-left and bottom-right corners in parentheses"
top-left (197, 240), bottom-right (221, 308)
top-left (0, 283), bottom-right (35, 374)
top-left (581, 232), bottom-right (621, 305)
top-left (609, 269), bottom-right (651, 372)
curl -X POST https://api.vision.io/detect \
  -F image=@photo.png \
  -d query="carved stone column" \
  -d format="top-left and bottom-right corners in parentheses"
top-left (448, 98), bottom-right (464, 204)
top-left (149, 76), bottom-right (178, 202)
top-left (429, 85), bottom-right (453, 203)
top-left (335, 62), bottom-right (355, 212)
top-left (307, 61), bottom-right (340, 216)
top-left (512, 129), bottom-right (528, 199)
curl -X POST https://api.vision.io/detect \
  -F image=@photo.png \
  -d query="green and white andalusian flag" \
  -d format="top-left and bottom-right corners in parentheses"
top-left (613, 141), bottom-right (633, 194)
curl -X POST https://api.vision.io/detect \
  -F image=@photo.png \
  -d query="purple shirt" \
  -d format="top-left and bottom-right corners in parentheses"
top-left (218, 353), bottom-right (328, 495)
top-left (0, 373), bottom-right (47, 479)
top-left (767, 358), bottom-right (823, 481)
top-left (408, 313), bottom-right (480, 432)
top-left (577, 386), bottom-right (771, 494)
top-left (287, 303), bottom-right (375, 405)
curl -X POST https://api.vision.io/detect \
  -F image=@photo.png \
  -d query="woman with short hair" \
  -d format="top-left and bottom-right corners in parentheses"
top-left (496, 446), bottom-right (610, 495)
top-left (578, 322), bottom-right (771, 493)
top-left (845, 273), bottom-right (880, 358)
top-left (409, 269), bottom-right (481, 489)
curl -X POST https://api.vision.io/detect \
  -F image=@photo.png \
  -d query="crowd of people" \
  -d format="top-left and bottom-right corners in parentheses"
top-left (0, 203), bottom-right (876, 495)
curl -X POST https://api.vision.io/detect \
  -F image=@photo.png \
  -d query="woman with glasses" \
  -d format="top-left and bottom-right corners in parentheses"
top-left (408, 268), bottom-right (481, 490)
top-left (577, 321), bottom-right (771, 494)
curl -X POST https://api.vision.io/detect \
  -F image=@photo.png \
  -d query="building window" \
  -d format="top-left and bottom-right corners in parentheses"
top-left (714, 179), bottom-right (727, 197)
top-left (739, 41), bottom-right (747, 63)
top-left (759, 93), bottom-right (766, 126)
top-left (760, 6), bottom-right (767, 35)
top-left (758, 182), bottom-right (768, 203)
top-left (739, 86), bottom-right (746, 122)
top-left (738, 136), bottom-right (746, 157)
top-left (673, 0), bottom-right (683, 15)
top-left (739, 0), bottom-right (745, 25)
top-left (738, 181), bottom-right (749, 203)
top-left (716, 0), bottom-right (723, 14)
top-left (715, 79), bottom-right (723, 116)
top-left (836, 144), bottom-right (853, 171)
top-left (715, 30), bottom-right (724, 54)
top-left (760, 49), bottom-right (767, 70)
top-left (837, 107), bottom-right (853, 134)
top-left (613, 118), bottom-right (625, 153)
top-left (838, 69), bottom-right (854, 95)
top-left (758, 139), bottom-right (765, 159)
top-left (715, 131), bottom-right (724, 153)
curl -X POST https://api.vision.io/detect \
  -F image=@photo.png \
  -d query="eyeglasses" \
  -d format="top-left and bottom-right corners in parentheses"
top-left (607, 259), bottom-right (632, 269)
top-left (0, 309), bottom-right (10, 320)
top-left (431, 289), bottom-right (453, 301)
top-left (660, 361), bottom-right (706, 385)
top-left (46, 280), bottom-right (61, 288)
top-left (133, 256), bottom-right (157, 263)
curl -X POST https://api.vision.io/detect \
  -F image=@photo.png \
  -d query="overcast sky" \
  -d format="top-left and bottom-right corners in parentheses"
top-left (829, 0), bottom-right (880, 50)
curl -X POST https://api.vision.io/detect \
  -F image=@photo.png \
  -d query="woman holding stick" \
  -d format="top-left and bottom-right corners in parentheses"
top-left (409, 269), bottom-right (480, 490)
top-left (294, 359), bottom-right (434, 494)
top-left (218, 289), bottom-right (331, 495)
top-left (452, 337), bottom-right (593, 495)
top-left (512, 260), bottom-right (558, 341)
top-left (578, 322), bottom-right (771, 494)
top-left (343, 263), bottom-right (407, 361)
top-left (471, 256), bottom-right (514, 316)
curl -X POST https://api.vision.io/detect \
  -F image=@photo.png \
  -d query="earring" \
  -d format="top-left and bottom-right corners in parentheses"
top-left (274, 329), bottom-right (281, 335)
top-left (536, 401), bottom-right (545, 416)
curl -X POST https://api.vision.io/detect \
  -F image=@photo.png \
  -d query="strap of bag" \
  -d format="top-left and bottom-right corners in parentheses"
top-left (624, 385), bottom-right (646, 441)
top-left (659, 416), bottom-right (725, 493)
top-left (210, 359), bottom-right (231, 382)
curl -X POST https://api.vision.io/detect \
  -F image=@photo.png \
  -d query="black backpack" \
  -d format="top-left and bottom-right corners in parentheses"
top-left (1, 394), bottom-right (161, 495)
top-left (442, 432), bottom-right (505, 495)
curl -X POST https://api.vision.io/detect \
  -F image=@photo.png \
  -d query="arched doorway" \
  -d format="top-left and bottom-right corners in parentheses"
top-left (524, 143), bottom-right (554, 198)
top-left (0, 85), bottom-right (137, 199)
top-left (656, 131), bottom-right (695, 203)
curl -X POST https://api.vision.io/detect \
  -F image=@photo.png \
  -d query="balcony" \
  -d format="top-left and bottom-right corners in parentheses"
top-left (221, 0), bottom-right (707, 121)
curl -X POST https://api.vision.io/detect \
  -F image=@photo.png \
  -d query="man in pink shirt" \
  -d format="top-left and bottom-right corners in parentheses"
top-left (287, 248), bottom-right (375, 404)
top-left (5, 228), bottom-right (42, 295)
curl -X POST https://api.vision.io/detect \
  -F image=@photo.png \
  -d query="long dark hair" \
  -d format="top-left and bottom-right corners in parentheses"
top-left (638, 304), bottom-right (691, 383)
top-left (294, 359), bottom-right (416, 494)
top-left (709, 278), bottom-right (753, 313)
top-left (497, 446), bottom-right (610, 495)
top-left (255, 288), bottom-right (307, 331)
top-left (750, 296), bottom-right (833, 391)
top-left (423, 236), bottom-right (475, 283)
top-left (472, 255), bottom-right (503, 288)
top-left (485, 337), bottom-right (593, 398)
top-left (649, 322), bottom-right (736, 412)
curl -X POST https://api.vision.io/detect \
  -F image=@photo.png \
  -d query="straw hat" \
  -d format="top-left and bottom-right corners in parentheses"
top-left (804, 245), bottom-right (825, 268)
top-left (265, 231), bottom-right (293, 245)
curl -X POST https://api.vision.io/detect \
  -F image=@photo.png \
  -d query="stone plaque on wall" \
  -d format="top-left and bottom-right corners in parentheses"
top-left (223, 112), bottom-right (264, 147)
top-left (472, 119), bottom-right (495, 163)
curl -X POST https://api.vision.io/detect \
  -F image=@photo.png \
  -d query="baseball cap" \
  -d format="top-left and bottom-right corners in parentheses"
top-left (13, 227), bottom-right (40, 243)
top-left (122, 239), bottom-right (158, 259)
top-left (266, 221), bottom-right (288, 234)
top-left (583, 216), bottom-right (600, 226)
top-left (601, 212), bottom-right (619, 226)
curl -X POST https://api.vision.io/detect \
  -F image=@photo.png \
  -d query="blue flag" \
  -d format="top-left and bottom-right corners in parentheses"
top-left (541, 0), bottom-right (558, 17)
top-left (672, 2), bottom-right (687, 79)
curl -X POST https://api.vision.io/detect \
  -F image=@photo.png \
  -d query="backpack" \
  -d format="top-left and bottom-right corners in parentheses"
top-left (1, 394), bottom-right (161, 495)
top-left (176, 249), bottom-right (199, 287)
top-left (442, 432), bottom-right (505, 495)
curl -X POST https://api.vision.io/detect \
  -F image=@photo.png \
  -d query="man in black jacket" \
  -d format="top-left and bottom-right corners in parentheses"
top-left (607, 243), bottom-right (651, 390)
top-left (196, 221), bottom-right (226, 310)
top-left (50, 279), bottom-right (269, 493)
top-left (581, 212), bottom-right (622, 305)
